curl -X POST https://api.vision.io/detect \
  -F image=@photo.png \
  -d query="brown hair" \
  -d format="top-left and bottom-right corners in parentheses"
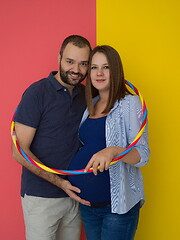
top-left (86, 45), bottom-right (131, 115)
top-left (60, 35), bottom-right (92, 56)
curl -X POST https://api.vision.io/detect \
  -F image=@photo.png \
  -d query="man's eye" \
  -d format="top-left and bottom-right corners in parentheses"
top-left (80, 62), bottom-right (88, 67)
top-left (67, 60), bottom-right (73, 64)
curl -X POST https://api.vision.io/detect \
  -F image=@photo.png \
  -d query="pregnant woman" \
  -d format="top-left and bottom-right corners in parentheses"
top-left (68, 45), bottom-right (150, 240)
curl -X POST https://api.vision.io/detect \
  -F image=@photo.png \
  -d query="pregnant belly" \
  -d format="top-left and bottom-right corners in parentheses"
top-left (68, 147), bottom-right (110, 202)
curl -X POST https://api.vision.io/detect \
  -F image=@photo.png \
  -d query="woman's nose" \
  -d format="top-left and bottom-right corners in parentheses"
top-left (97, 68), bottom-right (103, 75)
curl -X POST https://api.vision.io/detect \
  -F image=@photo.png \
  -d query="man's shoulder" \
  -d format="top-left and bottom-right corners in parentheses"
top-left (78, 83), bottom-right (85, 91)
top-left (23, 77), bottom-right (49, 96)
top-left (27, 77), bottom-right (48, 90)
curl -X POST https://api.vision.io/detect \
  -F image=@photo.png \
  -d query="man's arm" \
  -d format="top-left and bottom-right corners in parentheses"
top-left (12, 122), bottom-right (90, 206)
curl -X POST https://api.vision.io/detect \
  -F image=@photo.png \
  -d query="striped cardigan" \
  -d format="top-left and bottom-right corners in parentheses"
top-left (80, 94), bottom-right (150, 214)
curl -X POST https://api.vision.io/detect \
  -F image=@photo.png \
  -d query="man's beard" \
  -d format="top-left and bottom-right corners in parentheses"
top-left (60, 66), bottom-right (87, 86)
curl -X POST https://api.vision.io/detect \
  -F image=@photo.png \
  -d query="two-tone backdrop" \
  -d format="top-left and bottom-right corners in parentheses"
top-left (1, 0), bottom-right (179, 239)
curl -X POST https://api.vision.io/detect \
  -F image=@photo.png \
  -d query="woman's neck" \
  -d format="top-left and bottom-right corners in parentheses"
top-left (89, 91), bottom-right (109, 119)
top-left (98, 90), bottom-right (109, 103)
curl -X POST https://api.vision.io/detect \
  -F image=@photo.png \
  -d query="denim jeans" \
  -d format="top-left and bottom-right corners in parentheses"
top-left (80, 202), bottom-right (140, 240)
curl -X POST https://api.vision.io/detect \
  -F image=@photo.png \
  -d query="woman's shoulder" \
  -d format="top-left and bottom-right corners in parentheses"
top-left (115, 95), bottom-right (141, 117)
top-left (122, 94), bottom-right (140, 102)
top-left (92, 95), bottom-right (100, 104)
top-left (120, 94), bottom-right (141, 108)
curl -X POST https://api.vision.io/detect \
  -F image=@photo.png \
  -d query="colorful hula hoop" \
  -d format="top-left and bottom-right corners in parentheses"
top-left (11, 80), bottom-right (147, 175)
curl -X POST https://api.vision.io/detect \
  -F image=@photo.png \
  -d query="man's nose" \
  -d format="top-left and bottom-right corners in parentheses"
top-left (72, 63), bottom-right (79, 73)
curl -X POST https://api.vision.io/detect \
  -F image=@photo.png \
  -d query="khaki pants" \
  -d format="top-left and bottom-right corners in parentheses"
top-left (21, 195), bottom-right (81, 240)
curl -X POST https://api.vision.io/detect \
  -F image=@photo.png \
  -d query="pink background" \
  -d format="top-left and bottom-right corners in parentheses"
top-left (0, 0), bottom-right (96, 238)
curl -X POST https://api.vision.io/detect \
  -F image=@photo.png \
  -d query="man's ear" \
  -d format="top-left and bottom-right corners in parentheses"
top-left (58, 54), bottom-right (61, 65)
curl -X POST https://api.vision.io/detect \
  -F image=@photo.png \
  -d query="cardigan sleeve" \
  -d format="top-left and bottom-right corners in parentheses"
top-left (126, 95), bottom-right (150, 167)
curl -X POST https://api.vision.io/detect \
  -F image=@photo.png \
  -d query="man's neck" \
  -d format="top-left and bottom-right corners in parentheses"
top-left (54, 71), bottom-right (74, 95)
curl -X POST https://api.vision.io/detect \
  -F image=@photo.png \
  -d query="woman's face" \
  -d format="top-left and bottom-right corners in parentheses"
top-left (90, 52), bottom-right (110, 94)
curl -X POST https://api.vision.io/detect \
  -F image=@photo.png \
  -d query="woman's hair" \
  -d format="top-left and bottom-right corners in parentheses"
top-left (86, 45), bottom-right (131, 115)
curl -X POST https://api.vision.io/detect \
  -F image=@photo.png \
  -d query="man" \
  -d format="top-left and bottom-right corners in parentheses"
top-left (12, 35), bottom-right (91, 240)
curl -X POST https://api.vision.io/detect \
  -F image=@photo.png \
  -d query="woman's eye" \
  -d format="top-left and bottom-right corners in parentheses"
top-left (104, 65), bottom-right (109, 69)
top-left (91, 66), bottom-right (97, 69)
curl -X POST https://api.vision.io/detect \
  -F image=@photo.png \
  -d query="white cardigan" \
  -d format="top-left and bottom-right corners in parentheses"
top-left (80, 95), bottom-right (150, 214)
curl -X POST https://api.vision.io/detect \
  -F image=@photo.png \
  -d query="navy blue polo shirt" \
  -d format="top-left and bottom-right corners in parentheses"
top-left (14, 71), bottom-right (86, 198)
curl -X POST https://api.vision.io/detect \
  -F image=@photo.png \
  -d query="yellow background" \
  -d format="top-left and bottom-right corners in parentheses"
top-left (97, 0), bottom-right (180, 239)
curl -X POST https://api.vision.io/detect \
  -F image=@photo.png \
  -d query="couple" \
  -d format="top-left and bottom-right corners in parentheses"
top-left (12, 35), bottom-right (149, 240)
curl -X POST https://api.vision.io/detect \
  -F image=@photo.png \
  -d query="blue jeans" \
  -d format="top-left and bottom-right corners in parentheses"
top-left (80, 202), bottom-right (140, 240)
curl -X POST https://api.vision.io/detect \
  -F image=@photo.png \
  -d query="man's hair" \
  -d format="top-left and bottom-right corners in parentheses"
top-left (86, 45), bottom-right (131, 115)
top-left (60, 35), bottom-right (92, 56)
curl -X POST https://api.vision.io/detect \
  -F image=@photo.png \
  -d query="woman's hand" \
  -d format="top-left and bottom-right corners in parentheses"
top-left (84, 146), bottom-right (125, 175)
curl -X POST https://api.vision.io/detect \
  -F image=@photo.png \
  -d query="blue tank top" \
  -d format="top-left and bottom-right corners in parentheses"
top-left (68, 116), bottom-right (111, 202)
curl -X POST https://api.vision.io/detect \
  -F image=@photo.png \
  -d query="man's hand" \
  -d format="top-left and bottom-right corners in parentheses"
top-left (60, 179), bottom-right (91, 206)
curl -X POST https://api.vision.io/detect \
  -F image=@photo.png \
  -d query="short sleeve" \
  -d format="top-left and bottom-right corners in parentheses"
top-left (14, 85), bottom-right (41, 128)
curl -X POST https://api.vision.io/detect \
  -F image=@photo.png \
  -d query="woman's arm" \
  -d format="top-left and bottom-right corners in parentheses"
top-left (84, 146), bottom-right (140, 175)
top-left (84, 95), bottom-right (150, 175)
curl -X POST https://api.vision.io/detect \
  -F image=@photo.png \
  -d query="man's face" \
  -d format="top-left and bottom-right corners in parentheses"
top-left (59, 43), bottom-right (90, 86)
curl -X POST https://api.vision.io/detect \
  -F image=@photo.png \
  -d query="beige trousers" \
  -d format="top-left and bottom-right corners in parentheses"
top-left (21, 194), bottom-right (81, 240)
